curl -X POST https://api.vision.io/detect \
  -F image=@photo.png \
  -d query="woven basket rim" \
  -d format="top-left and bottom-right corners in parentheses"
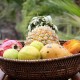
top-left (0, 53), bottom-right (80, 63)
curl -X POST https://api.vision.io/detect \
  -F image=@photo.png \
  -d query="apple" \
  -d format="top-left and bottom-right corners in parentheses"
top-left (30, 41), bottom-right (44, 51)
top-left (3, 49), bottom-right (19, 59)
top-left (18, 46), bottom-right (41, 60)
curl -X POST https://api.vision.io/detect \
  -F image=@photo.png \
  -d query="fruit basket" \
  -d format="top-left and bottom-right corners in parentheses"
top-left (0, 41), bottom-right (80, 80)
top-left (0, 16), bottom-right (80, 80)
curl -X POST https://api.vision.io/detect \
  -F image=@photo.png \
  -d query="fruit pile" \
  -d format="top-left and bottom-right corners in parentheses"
top-left (0, 16), bottom-right (80, 60)
top-left (0, 39), bottom-right (80, 60)
top-left (0, 39), bottom-right (73, 60)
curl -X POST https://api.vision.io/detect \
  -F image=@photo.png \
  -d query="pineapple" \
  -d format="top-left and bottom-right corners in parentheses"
top-left (26, 26), bottom-right (59, 45)
top-left (25, 16), bottom-right (59, 45)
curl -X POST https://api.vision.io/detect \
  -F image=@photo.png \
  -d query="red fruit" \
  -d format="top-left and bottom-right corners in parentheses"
top-left (0, 46), bottom-right (4, 56)
top-left (0, 39), bottom-right (23, 56)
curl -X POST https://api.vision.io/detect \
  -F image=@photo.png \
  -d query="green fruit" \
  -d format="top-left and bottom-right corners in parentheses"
top-left (3, 49), bottom-right (18, 59)
top-left (18, 46), bottom-right (41, 60)
top-left (30, 41), bottom-right (44, 51)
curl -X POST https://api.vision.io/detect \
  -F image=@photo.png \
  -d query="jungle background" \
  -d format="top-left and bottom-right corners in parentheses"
top-left (0, 0), bottom-right (80, 40)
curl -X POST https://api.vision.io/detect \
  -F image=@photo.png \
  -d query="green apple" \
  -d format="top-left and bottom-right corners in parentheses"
top-left (30, 41), bottom-right (44, 51)
top-left (3, 49), bottom-right (18, 59)
top-left (18, 46), bottom-right (41, 60)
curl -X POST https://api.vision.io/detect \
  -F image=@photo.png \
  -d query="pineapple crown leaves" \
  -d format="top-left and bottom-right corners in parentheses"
top-left (27, 15), bottom-right (58, 32)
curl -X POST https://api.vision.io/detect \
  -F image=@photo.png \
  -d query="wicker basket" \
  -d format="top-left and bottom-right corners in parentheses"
top-left (0, 41), bottom-right (80, 80)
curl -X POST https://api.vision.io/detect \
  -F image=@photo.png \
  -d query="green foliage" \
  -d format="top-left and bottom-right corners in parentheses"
top-left (16, 0), bottom-right (80, 40)
top-left (1, 0), bottom-right (80, 40)
top-left (0, 0), bottom-right (24, 22)
top-left (49, 0), bottom-right (80, 16)
top-left (52, 13), bottom-right (80, 40)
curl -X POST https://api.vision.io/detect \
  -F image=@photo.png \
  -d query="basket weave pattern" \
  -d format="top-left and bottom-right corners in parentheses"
top-left (0, 54), bottom-right (80, 80)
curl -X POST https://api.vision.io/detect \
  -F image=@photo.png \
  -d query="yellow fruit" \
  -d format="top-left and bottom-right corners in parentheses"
top-left (18, 46), bottom-right (41, 60)
top-left (3, 49), bottom-right (18, 59)
top-left (40, 43), bottom-right (72, 59)
top-left (30, 41), bottom-right (44, 51)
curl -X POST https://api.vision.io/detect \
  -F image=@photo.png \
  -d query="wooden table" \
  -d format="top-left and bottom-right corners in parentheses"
top-left (0, 69), bottom-right (80, 80)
